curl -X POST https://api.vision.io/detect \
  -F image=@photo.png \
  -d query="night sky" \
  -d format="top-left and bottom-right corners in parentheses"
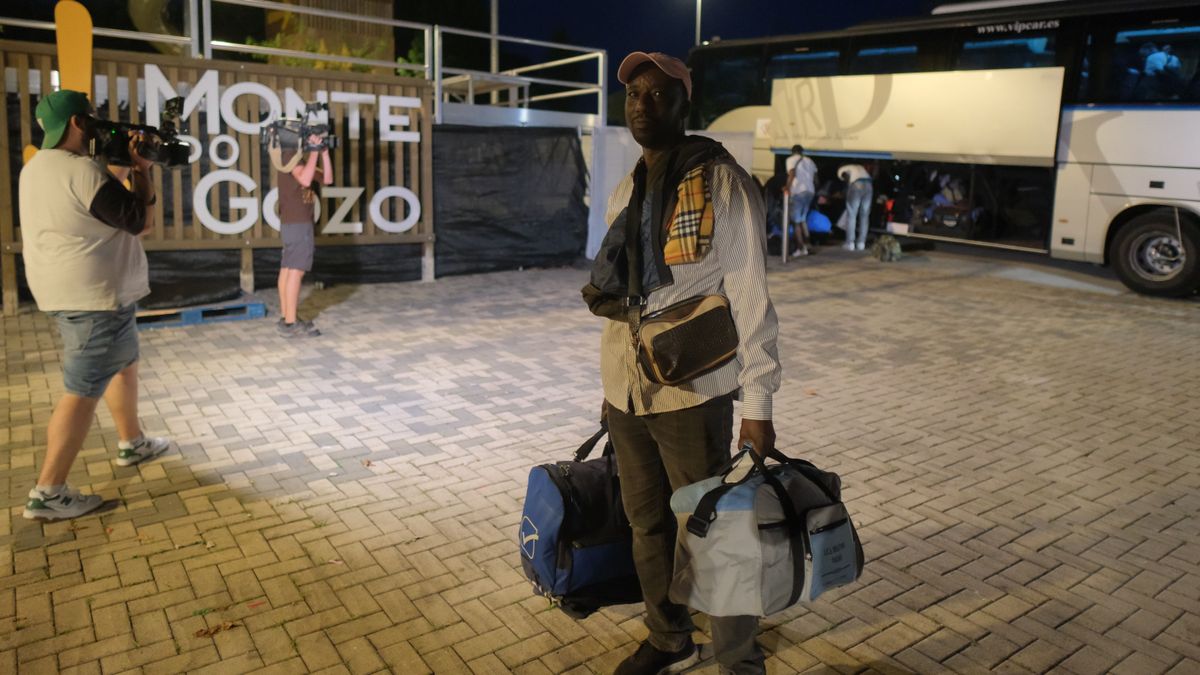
top-left (496, 0), bottom-right (931, 88)
top-left (2, 0), bottom-right (948, 91)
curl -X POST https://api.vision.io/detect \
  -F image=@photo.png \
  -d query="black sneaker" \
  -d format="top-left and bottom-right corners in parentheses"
top-left (279, 319), bottom-right (321, 338)
top-left (293, 319), bottom-right (321, 337)
top-left (614, 639), bottom-right (699, 675)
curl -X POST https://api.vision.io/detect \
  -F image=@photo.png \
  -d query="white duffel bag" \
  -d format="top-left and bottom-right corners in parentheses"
top-left (669, 447), bottom-right (864, 617)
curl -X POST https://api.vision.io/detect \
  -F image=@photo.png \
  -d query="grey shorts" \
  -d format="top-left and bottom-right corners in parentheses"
top-left (281, 222), bottom-right (314, 271)
top-left (49, 304), bottom-right (139, 399)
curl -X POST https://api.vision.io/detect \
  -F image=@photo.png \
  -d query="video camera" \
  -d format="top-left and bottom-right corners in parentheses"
top-left (262, 101), bottom-right (339, 153)
top-left (92, 96), bottom-right (191, 168)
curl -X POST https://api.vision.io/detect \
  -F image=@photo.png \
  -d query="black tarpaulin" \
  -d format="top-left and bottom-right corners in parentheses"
top-left (432, 125), bottom-right (588, 277)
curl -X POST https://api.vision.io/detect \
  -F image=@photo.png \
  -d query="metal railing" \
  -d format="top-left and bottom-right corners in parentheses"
top-left (0, 0), bottom-right (607, 126)
top-left (0, 15), bottom-right (195, 52)
top-left (432, 25), bottom-right (605, 125)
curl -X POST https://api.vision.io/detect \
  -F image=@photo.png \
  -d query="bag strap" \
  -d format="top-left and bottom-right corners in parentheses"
top-left (267, 137), bottom-right (304, 174)
top-left (746, 448), bottom-right (804, 532)
top-left (766, 448), bottom-right (841, 502)
top-left (685, 444), bottom-right (787, 537)
top-left (711, 446), bottom-right (750, 478)
top-left (570, 422), bottom-right (620, 525)
top-left (685, 467), bottom-right (756, 537)
top-left (572, 422), bottom-right (610, 463)
top-left (747, 448), bottom-right (808, 608)
top-left (625, 162), bottom-right (647, 304)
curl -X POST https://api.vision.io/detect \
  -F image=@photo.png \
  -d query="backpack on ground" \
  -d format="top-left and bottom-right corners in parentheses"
top-left (518, 424), bottom-right (641, 618)
top-left (669, 446), bottom-right (864, 617)
top-left (870, 234), bottom-right (903, 262)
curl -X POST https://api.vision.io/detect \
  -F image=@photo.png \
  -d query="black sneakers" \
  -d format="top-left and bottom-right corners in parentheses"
top-left (277, 318), bottom-right (321, 338)
top-left (614, 639), bottom-right (699, 675)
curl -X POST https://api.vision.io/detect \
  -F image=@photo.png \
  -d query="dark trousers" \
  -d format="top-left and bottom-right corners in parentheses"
top-left (608, 394), bottom-right (765, 674)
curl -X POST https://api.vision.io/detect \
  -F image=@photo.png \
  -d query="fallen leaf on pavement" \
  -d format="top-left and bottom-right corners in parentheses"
top-left (105, 527), bottom-right (114, 535)
top-left (194, 622), bottom-right (240, 638)
top-left (204, 541), bottom-right (216, 550)
top-left (804, 388), bottom-right (819, 397)
top-left (246, 600), bottom-right (266, 609)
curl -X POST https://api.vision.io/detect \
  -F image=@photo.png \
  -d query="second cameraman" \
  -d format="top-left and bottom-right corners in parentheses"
top-left (274, 132), bottom-right (333, 338)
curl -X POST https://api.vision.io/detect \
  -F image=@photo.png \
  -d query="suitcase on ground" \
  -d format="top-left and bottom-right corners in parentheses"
top-left (518, 425), bottom-right (642, 618)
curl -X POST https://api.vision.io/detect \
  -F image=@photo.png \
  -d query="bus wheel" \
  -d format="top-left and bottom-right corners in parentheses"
top-left (1111, 211), bottom-right (1200, 297)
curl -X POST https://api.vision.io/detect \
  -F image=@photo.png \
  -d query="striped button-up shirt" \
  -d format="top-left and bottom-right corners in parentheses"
top-left (600, 159), bottom-right (781, 420)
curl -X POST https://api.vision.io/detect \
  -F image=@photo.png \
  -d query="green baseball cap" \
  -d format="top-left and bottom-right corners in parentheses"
top-left (35, 89), bottom-right (91, 149)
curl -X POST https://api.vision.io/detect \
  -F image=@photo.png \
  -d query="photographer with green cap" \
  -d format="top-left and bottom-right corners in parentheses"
top-left (19, 89), bottom-right (171, 521)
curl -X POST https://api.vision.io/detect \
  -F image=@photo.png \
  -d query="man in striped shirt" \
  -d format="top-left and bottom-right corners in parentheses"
top-left (583, 52), bottom-right (781, 675)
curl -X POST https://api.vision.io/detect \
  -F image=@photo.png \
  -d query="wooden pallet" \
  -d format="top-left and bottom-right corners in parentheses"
top-left (136, 295), bottom-right (267, 330)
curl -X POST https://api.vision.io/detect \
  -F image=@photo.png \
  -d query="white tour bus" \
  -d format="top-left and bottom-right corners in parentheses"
top-left (689, 0), bottom-right (1200, 296)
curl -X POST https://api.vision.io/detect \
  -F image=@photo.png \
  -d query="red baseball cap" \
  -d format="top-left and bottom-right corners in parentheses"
top-left (617, 51), bottom-right (692, 100)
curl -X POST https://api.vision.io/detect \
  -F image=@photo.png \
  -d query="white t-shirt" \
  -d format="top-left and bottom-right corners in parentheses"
top-left (18, 149), bottom-right (150, 311)
top-left (785, 155), bottom-right (817, 195)
top-left (838, 164), bottom-right (871, 184)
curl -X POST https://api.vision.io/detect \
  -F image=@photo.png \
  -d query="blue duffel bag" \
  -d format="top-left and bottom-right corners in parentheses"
top-left (806, 209), bottom-right (833, 234)
top-left (518, 424), bottom-right (641, 618)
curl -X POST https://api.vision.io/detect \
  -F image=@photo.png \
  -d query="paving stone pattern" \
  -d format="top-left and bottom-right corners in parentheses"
top-left (1, 250), bottom-right (1198, 674)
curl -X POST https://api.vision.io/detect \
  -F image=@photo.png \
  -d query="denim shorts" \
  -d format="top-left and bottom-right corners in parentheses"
top-left (789, 191), bottom-right (814, 224)
top-left (49, 304), bottom-right (139, 398)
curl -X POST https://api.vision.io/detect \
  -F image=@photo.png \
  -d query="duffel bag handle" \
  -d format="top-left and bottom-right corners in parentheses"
top-left (747, 445), bottom-right (809, 608)
top-left (573, 421), bottom-right (613, 463)
top-left (764, 448), bottom-right (841, 503)
top-left (746, 445), bottom-right (805, 533)
top-left (686, 443), bottom-right (785, 538)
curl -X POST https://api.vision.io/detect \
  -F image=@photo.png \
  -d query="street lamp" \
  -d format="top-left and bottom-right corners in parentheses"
top-left (694, 0), bottom-right (702, 46)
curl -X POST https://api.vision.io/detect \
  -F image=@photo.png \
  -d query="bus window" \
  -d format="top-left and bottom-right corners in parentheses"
top-left (848, 44), bottom-right (919, 75)
top-left (691, 50), bottom-right (765, 128)
top-left (1076, 33), bottom-right (1093, 101)
top-left (767, 49), bottom-right (840, 80)
top-left (1106, 22), bottom-right (1200, 102)
top-left (956, 33), bottom-right (1057, 70)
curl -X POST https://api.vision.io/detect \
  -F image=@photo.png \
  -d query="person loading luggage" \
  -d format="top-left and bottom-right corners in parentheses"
top-left (784, 144), bottom-right (817, 256)
top-left (837, 163), bottom-right (872, 251)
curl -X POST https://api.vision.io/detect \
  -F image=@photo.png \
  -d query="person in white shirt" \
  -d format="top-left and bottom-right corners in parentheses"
top-left (784, 145), bottom-right (818, 256)
top-left (18, 90), bottom-right (171, 521)
top-left (838, 163), bottom-right (873, 251)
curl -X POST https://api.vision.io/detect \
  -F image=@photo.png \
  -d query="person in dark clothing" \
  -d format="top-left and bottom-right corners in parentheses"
top-left (582, 51), bottom-right (781, 675)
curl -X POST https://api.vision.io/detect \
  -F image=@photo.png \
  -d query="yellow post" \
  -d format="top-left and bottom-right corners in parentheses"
top-left (55, 0), bottom-right (94, 98)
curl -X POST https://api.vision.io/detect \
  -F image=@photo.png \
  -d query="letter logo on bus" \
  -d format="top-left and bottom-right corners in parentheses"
top-left (780, 76), bottom-right (893, 141)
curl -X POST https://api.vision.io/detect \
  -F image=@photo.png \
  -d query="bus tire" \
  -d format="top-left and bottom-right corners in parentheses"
top-left (1111, 211), bottom-right (1200, 298)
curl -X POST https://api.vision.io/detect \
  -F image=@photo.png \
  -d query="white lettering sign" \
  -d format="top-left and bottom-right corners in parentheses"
top-left (323, 187), bottom-right (366, 234)
top-left (141, 65), bottom-right (425, 236)
top-left (370, 186), bottom-right (421, 233)
top-left (195, 170), bottom-right (258, 235)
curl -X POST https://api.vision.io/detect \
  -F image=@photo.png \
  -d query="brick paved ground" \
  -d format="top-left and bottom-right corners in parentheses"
top-left (2, 248), bottom-right (1198, 674)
